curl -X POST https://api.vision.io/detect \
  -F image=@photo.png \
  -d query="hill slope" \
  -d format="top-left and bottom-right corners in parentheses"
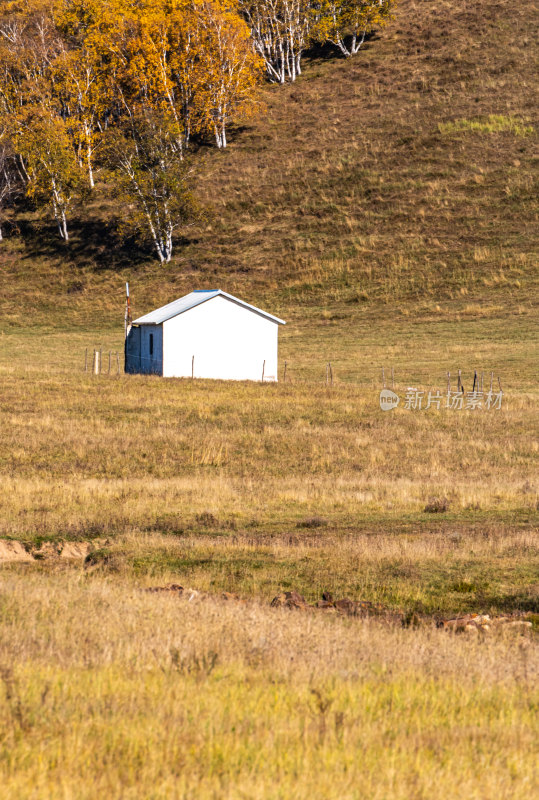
top-left (0, 0), bottom-right (537, 328)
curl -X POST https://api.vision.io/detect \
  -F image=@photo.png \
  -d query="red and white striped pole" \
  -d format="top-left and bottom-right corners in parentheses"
top-left (125, 282), bottom-right (132, 339)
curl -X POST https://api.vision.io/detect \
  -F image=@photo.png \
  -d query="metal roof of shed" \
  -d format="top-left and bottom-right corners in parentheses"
top-left (133, 290), bottom-right (286, 325)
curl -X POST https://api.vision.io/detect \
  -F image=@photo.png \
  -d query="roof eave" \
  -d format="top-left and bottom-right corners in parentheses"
top-left (132, 289), bottom-right (286, 326)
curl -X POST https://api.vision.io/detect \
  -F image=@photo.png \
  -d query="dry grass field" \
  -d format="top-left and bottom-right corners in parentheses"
top-left (0, 0), bottom-right (538, 795)
top-left (0, 573), bottom-right (537, 799)
top-left (0, 322), bottom-right (537, 616)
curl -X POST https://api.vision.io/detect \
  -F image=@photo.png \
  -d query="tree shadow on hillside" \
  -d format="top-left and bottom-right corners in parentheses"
top-left (302, 32), bottom-right (379, 66)
top-left (16, 216), bottom-right (155, 271)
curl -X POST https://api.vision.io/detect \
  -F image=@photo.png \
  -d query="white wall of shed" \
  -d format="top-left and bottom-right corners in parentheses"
top-left (162, 295), bottom-right (279, 381)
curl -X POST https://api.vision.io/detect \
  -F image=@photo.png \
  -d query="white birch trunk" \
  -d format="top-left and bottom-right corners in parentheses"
top-left (60, 208), bottom-right (69, 241)
top-left (50, 177), bottom-right (69, 241)
top-left (124, 161), bottom-right (165, 263)
top-left (17, 155), bottom-right (29, 185)
top-left (84, 124), bottom-right (95, 189)
top-left (87, 145), bottom-right (94, 189)
top-left (221, 118), bottom-right (227, 149)
top-left (351, 28), bottom-right (368, 55)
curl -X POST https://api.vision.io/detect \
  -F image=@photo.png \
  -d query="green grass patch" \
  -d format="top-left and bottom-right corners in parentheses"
top-left (438, 115), bottom-right (534, 137)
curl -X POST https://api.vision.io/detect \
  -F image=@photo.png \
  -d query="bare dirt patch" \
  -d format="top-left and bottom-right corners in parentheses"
top-left (0, 539), bottom-right (96, 563)
top-left (0, 539), bottom-right (32, 562)
top-left (59, 542), bottom-right (92, 559)
top-left (34, 541), bottom-right (94, 560)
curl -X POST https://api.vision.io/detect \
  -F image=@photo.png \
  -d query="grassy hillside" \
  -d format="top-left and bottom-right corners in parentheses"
top-left (0, 0), bottom-right (537, 796)
top-left (0, 0), bottom-right (537, 328)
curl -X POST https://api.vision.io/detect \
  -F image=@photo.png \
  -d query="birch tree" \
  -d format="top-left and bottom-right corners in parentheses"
top-left (53, 45), bottom-right (114, 188)
top-left (190, 0), bottom-right (262, 147)
top-left (106, 111), bottom-right (198, 263)
top-left (239, 0), bottom-right (312, 83)
top-left (16, 109), bottom-right (83, 240)
top-left (116, 0), bottom-right (262, 150)
top-left (315, 0), bottom-right (394, 58)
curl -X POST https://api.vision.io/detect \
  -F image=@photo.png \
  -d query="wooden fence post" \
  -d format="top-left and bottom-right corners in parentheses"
top-left (191, 355), bottom-right (194, 379)
top-left (262, 360), bottom-right (265, 382)
top-left (93, 349), bottom-right (100, 376)
top-left (116, 352), bottom-right (120, 375)
top-left (84, 348), bottom-right (88, 372)
top-left (283, 360), bottom-right (287, 382)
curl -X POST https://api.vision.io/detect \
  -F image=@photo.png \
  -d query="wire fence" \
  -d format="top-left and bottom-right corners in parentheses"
top-left (84, 348), bottom-right (122, 376)
top-left (84, 348), bottom-right (504, 396)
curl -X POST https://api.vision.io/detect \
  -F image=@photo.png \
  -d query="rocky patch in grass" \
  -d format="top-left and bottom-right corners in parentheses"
top-left (141, 584), bottom-right (536, 634)
top-left (270, 590), bottom-right (400, 620)
top-left (271, 592), bottom-right (536, 634)
top-left (437, 612), bottom-right (533, 633)
top-left (269, 589), bottom-right (536, 632)
top-left (143, 584), bottom-right (245, 602)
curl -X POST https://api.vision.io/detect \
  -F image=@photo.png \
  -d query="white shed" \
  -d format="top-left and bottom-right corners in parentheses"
top-left (125, 290), bottom-right (285, 381)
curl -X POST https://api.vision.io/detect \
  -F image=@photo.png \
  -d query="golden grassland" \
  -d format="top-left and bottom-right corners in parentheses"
top-left (0, 0), bottom-right (538, 793)
top-left (0, 572), bottom-right (537, 799)
top-left (0, 318), bottom-right (537, 616)
top-left (1, 317), bottom-right (536, 796)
